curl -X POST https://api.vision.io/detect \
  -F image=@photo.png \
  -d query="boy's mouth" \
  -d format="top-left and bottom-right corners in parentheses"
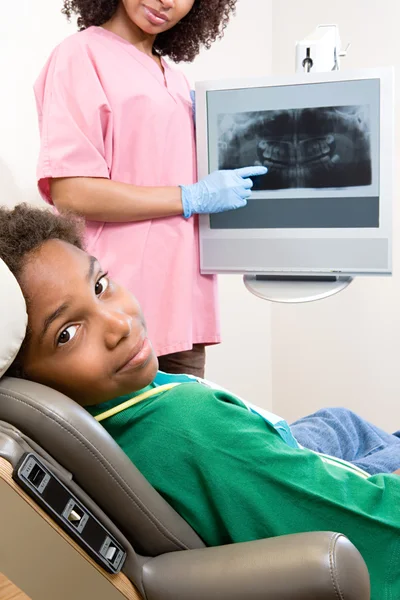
top-left (116, 336), bottom-right (152, 373)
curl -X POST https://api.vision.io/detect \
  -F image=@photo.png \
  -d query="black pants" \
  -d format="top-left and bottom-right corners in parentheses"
top-left (157, 344), bottom-right (206, 378)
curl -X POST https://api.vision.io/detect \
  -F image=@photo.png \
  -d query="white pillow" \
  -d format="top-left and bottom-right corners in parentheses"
top-left (0, 259), bottom-right (27, 377)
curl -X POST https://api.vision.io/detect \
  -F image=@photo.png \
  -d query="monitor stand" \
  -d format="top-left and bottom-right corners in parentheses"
top-left (243, 274), bottom-right (353, 304)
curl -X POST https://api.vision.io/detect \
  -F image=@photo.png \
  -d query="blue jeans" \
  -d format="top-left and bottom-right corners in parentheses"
top-left (290, 407), bottom-right (400, 475)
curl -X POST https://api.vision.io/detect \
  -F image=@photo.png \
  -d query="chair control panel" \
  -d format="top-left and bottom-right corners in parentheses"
top-left (13, 452), bottom-right (126, 574)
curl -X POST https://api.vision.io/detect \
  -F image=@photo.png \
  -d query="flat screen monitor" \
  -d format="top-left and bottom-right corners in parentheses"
top-left (196, 68), bottom-right (394, 277)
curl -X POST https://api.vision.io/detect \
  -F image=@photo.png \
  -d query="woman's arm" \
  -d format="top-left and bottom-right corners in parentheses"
top-left (50, 166), bottom-right (267, 222)
top-left (51, 177), bottom-right (184, 222)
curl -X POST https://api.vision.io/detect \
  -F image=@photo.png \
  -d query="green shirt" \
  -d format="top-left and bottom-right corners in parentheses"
top-left (87, 374), bottom-right (400, 599)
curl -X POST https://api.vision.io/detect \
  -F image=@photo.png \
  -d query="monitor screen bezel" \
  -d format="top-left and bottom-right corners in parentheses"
top-left (195, 67), bottom-right (394, 277)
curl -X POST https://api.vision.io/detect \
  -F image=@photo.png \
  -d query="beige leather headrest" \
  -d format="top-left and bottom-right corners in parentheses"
top-left (0, 259), bottom-right (27, 377)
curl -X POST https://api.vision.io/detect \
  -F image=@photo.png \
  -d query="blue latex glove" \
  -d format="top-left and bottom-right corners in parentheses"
top-left (180, 166), bottom-right (268, 219)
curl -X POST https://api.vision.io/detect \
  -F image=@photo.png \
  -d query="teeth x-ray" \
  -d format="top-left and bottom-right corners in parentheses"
top-left (218, 105), bottom-right (372, 191)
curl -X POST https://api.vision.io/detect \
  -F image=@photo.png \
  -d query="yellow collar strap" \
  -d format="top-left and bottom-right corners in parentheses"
top-left (94, 383), bottom-right (181, 423)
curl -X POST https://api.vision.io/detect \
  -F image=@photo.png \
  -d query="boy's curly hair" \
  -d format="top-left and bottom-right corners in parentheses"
top-left (62, 0), bottom-right (237, 62)
top-left (0, 204), bottom-right (83, 280)
top-left (0, 203), bottom-right (84, 378)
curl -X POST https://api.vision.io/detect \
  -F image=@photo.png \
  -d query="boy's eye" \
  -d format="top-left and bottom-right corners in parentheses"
top-left (95, 275), bottom-right (109, 296)
top-left (58, 324), bottom-right (78, 346)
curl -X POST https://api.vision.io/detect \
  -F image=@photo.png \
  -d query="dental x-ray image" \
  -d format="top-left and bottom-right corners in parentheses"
top-left (218, 105), bottom-right (372, 191)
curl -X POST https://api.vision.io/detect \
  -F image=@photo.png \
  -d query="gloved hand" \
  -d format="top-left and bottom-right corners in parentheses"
top-left (180, 166), bottom-right (268, 219)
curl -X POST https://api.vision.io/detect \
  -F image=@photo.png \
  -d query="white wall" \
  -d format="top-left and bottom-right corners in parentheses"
top-left (0, 0), bottom-right (273, 407)
top-left (270, 0), bottom-right (400, 429)
top-left (0, 1), bottom-right (75, 206)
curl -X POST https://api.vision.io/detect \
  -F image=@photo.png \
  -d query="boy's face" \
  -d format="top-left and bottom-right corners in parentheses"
top-left (19, 240), bottom-right (158, 406)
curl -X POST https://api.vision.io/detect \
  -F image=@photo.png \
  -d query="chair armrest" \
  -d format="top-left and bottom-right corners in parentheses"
top-left (141, 531), bottom-right (370, 600)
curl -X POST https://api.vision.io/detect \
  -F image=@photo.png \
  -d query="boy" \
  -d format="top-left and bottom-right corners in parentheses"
top-left (1, 203), bottom-right (400, 599)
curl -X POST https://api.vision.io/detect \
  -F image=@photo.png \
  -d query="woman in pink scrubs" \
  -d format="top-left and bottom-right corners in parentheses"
top-left (35, 0), bottom-right (265, 377)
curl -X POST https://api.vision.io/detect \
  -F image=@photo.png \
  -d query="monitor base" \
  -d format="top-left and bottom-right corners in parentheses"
top-left (243, 274), bottom-right (353, 304)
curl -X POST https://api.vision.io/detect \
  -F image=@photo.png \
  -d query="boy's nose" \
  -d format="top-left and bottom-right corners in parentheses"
top-left (102, 310), bottom-right (133, 349)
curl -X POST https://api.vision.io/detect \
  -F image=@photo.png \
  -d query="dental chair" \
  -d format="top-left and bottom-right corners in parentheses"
top-left (0, 258), bottom-right (370, 600)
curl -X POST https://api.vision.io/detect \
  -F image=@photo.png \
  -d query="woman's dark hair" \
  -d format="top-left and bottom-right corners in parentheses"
top-left (0, 203), bottom-right (84, 378)
top-left (62, 0), bottom-right (237, 62)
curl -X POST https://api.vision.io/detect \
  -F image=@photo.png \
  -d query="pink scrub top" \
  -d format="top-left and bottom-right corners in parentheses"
top-left (34, 26), bottom-right (220, 357)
